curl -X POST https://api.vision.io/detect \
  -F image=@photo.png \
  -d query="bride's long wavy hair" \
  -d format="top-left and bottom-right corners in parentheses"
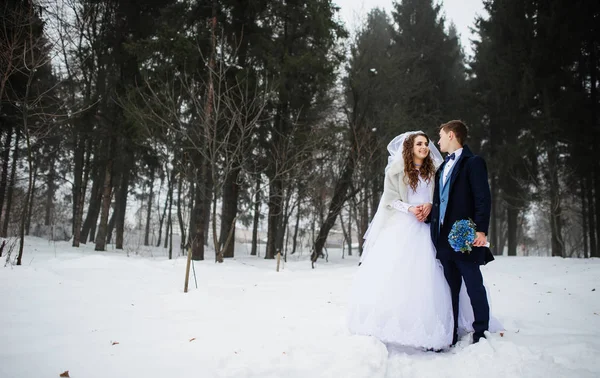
top-left (402, 132), bottom-right (436, 192)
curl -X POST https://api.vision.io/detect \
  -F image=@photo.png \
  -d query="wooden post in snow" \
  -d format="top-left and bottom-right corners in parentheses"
top-left (276, 250), bottom-right (281, 272)
top-left (184, 246), bottom-right (192, 293)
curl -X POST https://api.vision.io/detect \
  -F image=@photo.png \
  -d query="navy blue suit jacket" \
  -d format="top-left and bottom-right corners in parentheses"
top-left (430, 145), bottom-right (494, 265)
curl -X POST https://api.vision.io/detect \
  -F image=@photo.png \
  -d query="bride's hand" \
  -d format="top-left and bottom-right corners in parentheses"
top-left (420, 203), bottom-right (432, 220)
top-left (409, 206), bottom-right (422, 219)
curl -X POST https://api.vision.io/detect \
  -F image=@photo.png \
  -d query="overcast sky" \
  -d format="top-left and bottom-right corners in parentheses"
top-left (335, 0), bottom-right (487, 57)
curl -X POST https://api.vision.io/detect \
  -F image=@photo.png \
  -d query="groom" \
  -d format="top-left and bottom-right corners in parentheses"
top-left (429, 120), bottom-right (494, 345)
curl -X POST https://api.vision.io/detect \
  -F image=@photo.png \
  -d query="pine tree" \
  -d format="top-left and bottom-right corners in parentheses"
top-left (261, 0), bottom-right (346, 259)
top-left (390, 0), bottom-right (466, 135)
top-left (470, 0), bottom-right (537, 256)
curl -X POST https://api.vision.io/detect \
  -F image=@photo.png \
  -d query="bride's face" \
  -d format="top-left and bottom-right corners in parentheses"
top-left (413, 135), bottom-right (430, 160)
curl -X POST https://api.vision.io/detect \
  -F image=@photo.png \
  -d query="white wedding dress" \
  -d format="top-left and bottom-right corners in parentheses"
top-left (346, 176), bottom-right (501, 350)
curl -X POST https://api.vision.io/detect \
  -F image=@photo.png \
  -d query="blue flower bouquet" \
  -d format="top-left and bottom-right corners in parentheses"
top-left (448, 219), bottom-right (489, 253)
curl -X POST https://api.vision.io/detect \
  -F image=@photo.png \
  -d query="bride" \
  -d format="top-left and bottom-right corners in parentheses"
top-left (346, 131), bottom-right (500, 350)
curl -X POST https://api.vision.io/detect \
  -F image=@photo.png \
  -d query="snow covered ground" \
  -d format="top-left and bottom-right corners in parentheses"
top-left (1, 237), bottom-right (599, 378)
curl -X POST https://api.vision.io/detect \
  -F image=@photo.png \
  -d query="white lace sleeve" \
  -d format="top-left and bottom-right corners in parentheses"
top-left (390, 199), bottom-right (411, 213)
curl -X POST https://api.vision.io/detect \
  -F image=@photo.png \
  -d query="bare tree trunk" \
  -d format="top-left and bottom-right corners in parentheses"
top-left (164, 211), bottom-right (170, 249)
top-left (44, 152), bottom-right (57, 227)
top-left (156, 178), bottom-right (168, 247)
top-left (346, 205), bottom-right (352, 256)
top-left (506, 206), bottom-right (518, 256)
top-left (291, 201), bottom-right (301, 255)
top-left (72, 138), bottom-right (91, 247)
top-left (219, 168), bottom-right (239, 258)
top-left (18, 54), bottom-right (39, 264)
top-left (587, 173), bottom-right (597, 257)
top-left (88, 216), bottom-right (98, 242)
top-left (265, 178), bottom-right (283, 259)
top-left (594, 155), bottom-right (600, 256)
top-left (168, 207), bottom-right (174, 259)
top-left (167, 169), bottom-right (174, 259)
top-left (311, 211), bottom-right (316, 245)
top-left (284, 223), bottom-right (290, 262)
top-left (0, 126), bottom-right (13, 228)
top-left (350, 193), bottom-right (362, 256)
top-left (115, 161), bottom-right (130, 249)
top-left (191, 192), bottom-right (205, 260)
top-left (191, 162), bottom-right (207, 261)
top-left (204, 0), bottom-right (217, 251)
top-left (2, 128), bottom-right (20, 237)
top-left (212, 185), bottom-right (223, 263)
top-left (313, 154), bottom-right (356, 263)
top-left (72, 133), bottom-right (84, 236)
top-left (251, 176), bottom-right (261, 256)
top-left (177, 172), bottom-right (186, 253)
top-left (339, 212), bottom-right (348, 259)
top-left (0, 239), bottom-right (6, 258)
top-left (144, 167), bottom-right (155, 246)
top-left (94, 141), bottom-right (114, 251)
top-left (81, 162), bottom-right (105, 244)
top-left (370, 175), bottom-right (380, 221)
top-left (278, 185), bottom-right (293, 255)
top-left (164, 169), bottom-right (175, 250)
top-left (265, 85), bottom-right (287, 261)
top-left (281, 209), bottom-right (291, 257)
top-left (106, 208), bottom-right (116, 245)
top-left (359, 187), bottom-right (369, 255)
top-left (547, 145), bottom-right (564, 257)
top-left (490, 175), bottom-right (500, 255)
top-left (498, 210), bottom-right (508, 255)
top-left (187, 180), bottom-right (195, 248)
top-left (203, 171), bottom-right (212, 247)
top-left (17, 126), bottom-right (34, 265)
top-left (25, 166), bottom-right (37, 236)
top-left (590, 36), bottom-right (600, 259)
top-left (581, 178), bottom-right (589, 258)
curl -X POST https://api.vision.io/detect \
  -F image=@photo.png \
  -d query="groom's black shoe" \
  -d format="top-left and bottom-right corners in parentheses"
top-left (473, 332), bottom-right (486, 344)
top-left (425, 348), bottom-right (444, 353)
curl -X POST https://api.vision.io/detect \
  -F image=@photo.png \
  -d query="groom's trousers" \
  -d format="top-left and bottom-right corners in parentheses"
top-left (441, 259), bottom-right (490, 343)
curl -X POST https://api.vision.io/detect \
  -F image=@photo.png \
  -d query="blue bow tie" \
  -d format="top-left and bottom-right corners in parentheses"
top-left (444, 153), bottom-right (455, 163)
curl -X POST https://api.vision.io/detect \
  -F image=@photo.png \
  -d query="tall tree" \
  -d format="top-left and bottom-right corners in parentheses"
top-left (263, 0), bottom-right (346, 259)
top-left (470, 0), bottom-right (538, 256)
top-left (314, 1), bottom-right (466, 261)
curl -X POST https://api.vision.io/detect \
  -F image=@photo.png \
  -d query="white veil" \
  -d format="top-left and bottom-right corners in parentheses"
top-left (385, 130), bottom-right (443, 175)
top-left (359, 130), bottom-right (443, 264)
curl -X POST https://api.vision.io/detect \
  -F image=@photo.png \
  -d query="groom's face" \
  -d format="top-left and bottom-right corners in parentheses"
top-left (438, 129), bottom-right (450, 153)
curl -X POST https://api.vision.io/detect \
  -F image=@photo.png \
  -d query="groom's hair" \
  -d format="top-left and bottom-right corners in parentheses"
top-left (440, 120), bottom-right (468, 145)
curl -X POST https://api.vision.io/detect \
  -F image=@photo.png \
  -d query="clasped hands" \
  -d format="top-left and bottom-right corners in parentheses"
top-left (408, 204), bottom-right (489, 246)
top-left (409, 203), bottom-right (432, 222)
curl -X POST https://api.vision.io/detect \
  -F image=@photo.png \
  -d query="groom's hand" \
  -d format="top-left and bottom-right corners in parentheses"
top-left (473, 232), bottom-right (487, 247)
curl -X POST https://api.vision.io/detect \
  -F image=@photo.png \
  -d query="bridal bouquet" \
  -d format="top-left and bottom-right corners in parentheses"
top-left (448, 219), bottom-right (489, 253)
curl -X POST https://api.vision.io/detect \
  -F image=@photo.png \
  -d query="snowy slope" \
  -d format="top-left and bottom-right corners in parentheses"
top-left (0, 237), bottom-right (598, 378)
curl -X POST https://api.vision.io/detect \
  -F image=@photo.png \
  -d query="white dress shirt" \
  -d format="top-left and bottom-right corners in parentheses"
top-left (442, 147), bottom-right (463, 186)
